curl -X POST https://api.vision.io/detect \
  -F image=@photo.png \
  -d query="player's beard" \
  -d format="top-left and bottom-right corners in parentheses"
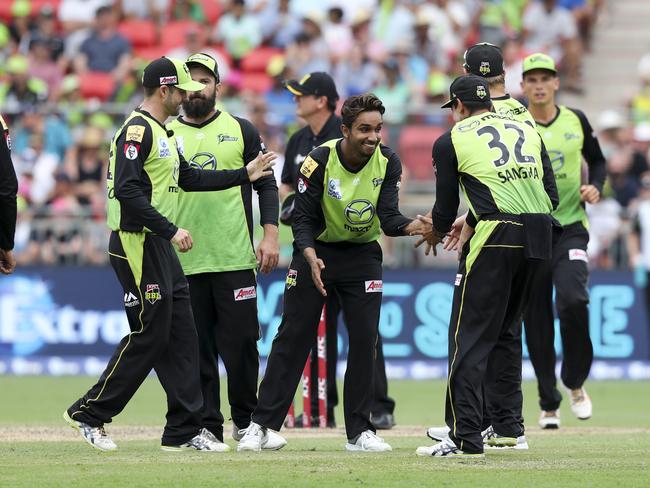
top-left (183, 90), bottom-right (216, 119)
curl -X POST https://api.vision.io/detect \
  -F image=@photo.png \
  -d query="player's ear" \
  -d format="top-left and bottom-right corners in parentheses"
top-left (341, 124), bottom-right (350, 139)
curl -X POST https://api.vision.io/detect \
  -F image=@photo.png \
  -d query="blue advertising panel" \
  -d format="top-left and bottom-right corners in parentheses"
top-left (1, 267), bottom-right (649, 378)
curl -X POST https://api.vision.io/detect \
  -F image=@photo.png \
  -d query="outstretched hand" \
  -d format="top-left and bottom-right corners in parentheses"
top-left (246, 151), bottom-right (277, 182)
top-left (410, 215), bottom-right (444, 256)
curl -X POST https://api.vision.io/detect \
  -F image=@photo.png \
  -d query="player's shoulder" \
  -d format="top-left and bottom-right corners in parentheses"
top-left (0, 114), bottom-right (8, 131)
top-left (433, 129), bottom-right (453, 153)
top-left (120, 115), bottom-right (152, 143)
top-left (308, 144), bottom-right (333, 166)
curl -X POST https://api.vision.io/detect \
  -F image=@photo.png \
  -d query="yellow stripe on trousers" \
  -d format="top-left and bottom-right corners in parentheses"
top-left (72, 232), bottom-right (146, 418)
top-left (447, 219), bottom-right (500, 451)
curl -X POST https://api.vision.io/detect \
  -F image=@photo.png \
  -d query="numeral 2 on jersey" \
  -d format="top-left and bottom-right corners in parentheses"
top-left (477, 124), bottom-right (535, 168)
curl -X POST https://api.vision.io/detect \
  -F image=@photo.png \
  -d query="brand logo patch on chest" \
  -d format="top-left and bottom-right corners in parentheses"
top-left (189, 152), bottom-right (217, 170)
top-left (158, 137), bottom-right (171, 157)
top-left (344, 199), bottom-right (375, 225)
top-left (327, 178), bottom-right (343, 200)
top-left (218, 134), bottom-right (239, 143)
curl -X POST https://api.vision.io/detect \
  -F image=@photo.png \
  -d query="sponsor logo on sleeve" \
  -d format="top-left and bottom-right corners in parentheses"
top-left (568, 249), bottom-right (588, 262)
top-left (234, 286), bottom-right (257, 301)
top-left (145, 284), bottom-right (161, 304)
top-left (286, 269), bottom-right (298, 288)
top-left (455, 274), bottom-right (463, 286)
top-left (124, 143), bottom-right (139, 160)
top-left (300, 156), bottom-right (318, 177)
top-left (158, 137), bottom-right (171, 157)
top-left (5, 132), bottom-right (11, 151)
top-left (126, 125), bottom-right (145, 143)
top-left (364, 280), bottom-right (383, 293)
top-left (372, 177), bottom-right (384, 188)
top-left (159, 76), bottom-right (178, 85)
top-left (297, 177), bottom-right (308, 193)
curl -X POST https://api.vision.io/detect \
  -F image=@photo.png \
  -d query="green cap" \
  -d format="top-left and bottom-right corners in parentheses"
top-left (522, 53), bottom-right (557, 75)
top-left (12, 0), bottom-right (31, 17)
top-left (7, 54), bottom-right (28, 74)
top-left (186, 52), bottom-right (220, 82)
top-left (142, 57), bottom-right (205, 92)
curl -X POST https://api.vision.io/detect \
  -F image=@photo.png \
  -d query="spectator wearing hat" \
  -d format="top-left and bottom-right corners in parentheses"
top-left (8, 0), bottom-right (34, 48)
top-left (21, 5), bottom-right (65, 62)
top-left (0, 55), bottom-right (47, 112)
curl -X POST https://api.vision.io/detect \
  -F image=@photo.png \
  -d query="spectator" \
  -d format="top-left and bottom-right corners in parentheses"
top-left (558, 0), bottom-right (601, 51)
top-left (170, 0), bottom-right (206, 22)
top-left (167, 25), bottom-right (231, 81)
top-left (285, 32), bottom-right (330, 78)
top-left (14, 132), bottom-right (59, 207)
top-left (21, 5), bottom-right (65, 61)
top-left (371, 0), bottom-right (414, 52)
top-left (332, 43), bottom-right (380, 98)
top-left (13, 108), bottom-right (73, 163)
top-left (28, 38), bottom-right (64, 99)
top-left (373, 58), bottom-right (411, 126)
top-left (412, 10), bottom-right (447, 72)
top-left (631, 54), bottom-right (650, 125)
top-left (522, 0), bottom-right (582, 92)
top-left (59, 0), bottom-right (114, 33)
top-left (64, 126), bottom-right (106, 211)
top-left (213, 0), bottom-right (261, 67)
top-left (118, 0), bottom-right (169, 24)
top-left (8, 0), bottom-right (33, 48)
top-left (74, 5), bottom-right (131, 81)
top-left (503, 36), bottom-right (526, 99)
top-left (416, 0), bottom-right (470, 58)
top-left (322, 7), bottom-right (353, 61)
top-left (260, 0), bottom-right (301, 49)
top-left (0, 55), bottom-right (47, 112)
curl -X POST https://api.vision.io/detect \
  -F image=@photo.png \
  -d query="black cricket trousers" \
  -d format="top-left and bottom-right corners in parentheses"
top-left (252, 240), bottom-right (383, 440)
top-left (67, 231), bottom-right (202, 446)
top-left (186, 269), bottom-right (260, 441)
top-left (523, 222), bottom-right (592, 411)
top-left (446, 218), bottom-right (545, 454)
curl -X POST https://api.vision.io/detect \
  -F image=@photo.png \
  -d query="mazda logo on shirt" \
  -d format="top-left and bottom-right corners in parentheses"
top-left (344, 199), bottom-right (375, 225)
top-left (189, 152), bottom-right (217, 170)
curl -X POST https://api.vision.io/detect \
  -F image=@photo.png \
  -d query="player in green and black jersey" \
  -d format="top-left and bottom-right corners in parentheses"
top-left (428, 42), bottom-right (539, 448)
top-left (64, 57), bottom-right (275, 452)
top-left (238, 94), bottom-right (429, 452)
top-left (167, 53), bottom-right (284, 449)
top-left (416, 75), bottom-right (558, 458)
top-left (0, 114), bottom-right (17, 275)
top-left (521, 53), bottom-right (606, 429)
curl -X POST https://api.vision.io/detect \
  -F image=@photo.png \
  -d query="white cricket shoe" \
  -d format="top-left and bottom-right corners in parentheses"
top-left (416, 436), bottom-right (484, 458)
top-left (237, 422), bottom-right (267, 452)
top-left (345, 430), bottom-right (392, 452)
top-left (63, 410), bottom-right (117, 452)
top-left (569, 388), bottom-right (592, 420)
top-left (539, 410), bottom-right (561, 429)
top-left (233, 423), bottom-right (286, 450)
top-left (161, 428), bottom-right (230, 452)
top-left (428, 425), bottom-right (527, 450)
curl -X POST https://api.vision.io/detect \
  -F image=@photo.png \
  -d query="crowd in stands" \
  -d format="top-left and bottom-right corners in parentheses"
top-left (3, 0), bottom-right (638, 269)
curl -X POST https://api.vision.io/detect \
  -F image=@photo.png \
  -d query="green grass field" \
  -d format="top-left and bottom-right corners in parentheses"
top-left (1, 377), bottom-right (649, 487)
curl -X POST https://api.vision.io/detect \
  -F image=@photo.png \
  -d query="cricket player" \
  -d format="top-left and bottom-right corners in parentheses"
top-left (416, 75), bottom-right (558, 458)
top-left (64, 57), bottom-right (275, 452)
top-left (0, 114), bottom-right (17, 275)
top-left (168, 52), bottom-right (284, 449)
top-left (238, 94), bottom-right (429, 452)
top-left (520, 53), bottom-right (606, 429)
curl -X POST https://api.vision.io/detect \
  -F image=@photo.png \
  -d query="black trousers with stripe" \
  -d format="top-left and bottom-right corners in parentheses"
top-left (67, 232), bottom-right (202, 446)
top-left (304, 295), bottom-right (396, 422)
top-left (523, 222), bottom-right (592, 411)
top-left (186, 270), bottom-right (260, 441)
top-left (446, 219), bottom-right (545, 454)
top-left (252, 241), bottom-right (383, 440)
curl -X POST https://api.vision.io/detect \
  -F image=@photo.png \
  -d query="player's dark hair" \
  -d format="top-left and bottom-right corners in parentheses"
top-left (341, 93), bottom-right (385, 128)
top-left (144, 86), bottom-right (158, 97)
top-left (326, 98), bottom-right (337, 112)
top-left (452, 99), bottom-right (493, 114)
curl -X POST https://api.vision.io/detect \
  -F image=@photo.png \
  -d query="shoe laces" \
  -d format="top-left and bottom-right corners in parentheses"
top-left (482, 426), bottom-right (496, 441)
top-left (244, 423), bottom-right (264, 438)
top-left (200, 428), bottom-right (220, 443)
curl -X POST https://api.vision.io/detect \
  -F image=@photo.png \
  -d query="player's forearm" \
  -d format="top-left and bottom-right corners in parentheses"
top-left (256, 177), bottom-right (280, 226)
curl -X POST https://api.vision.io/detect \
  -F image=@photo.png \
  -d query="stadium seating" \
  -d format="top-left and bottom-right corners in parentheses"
top-left (240, 72), bottom-right (274, 94)
top-left (398, 125), bottom-right (446, 180)
top-left (79, 71), bottom-right (116, 101)
top-left (241, 47), bottom-right (284, 73)
top-left (201, 0), bottom-right (223, 24)
top-left (117, 19), bottom-right (157, 48)
top-left (159, 21), bottom-right (202, 49)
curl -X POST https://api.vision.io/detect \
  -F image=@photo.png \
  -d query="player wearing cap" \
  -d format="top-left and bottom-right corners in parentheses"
top-left (427, 42), bottom-right (539, 450)
top-left (0, 114), bottom-right (18, 275)
top-left (416, 75), bottom-right (558, 458)
top-left (520, 53), bottom-right (606, 429)
top-left (281, 72), bottom-right (397, 430)
top-left (238, 94), bottom-right (429, 452)
top-left (167, 53), bottom-right (284, 449)
top-left (63, 57), bottom-right (276, 452)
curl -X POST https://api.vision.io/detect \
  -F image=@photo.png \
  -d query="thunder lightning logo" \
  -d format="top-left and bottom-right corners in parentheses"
top-left (479, 61), bottom-right (490, 75)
